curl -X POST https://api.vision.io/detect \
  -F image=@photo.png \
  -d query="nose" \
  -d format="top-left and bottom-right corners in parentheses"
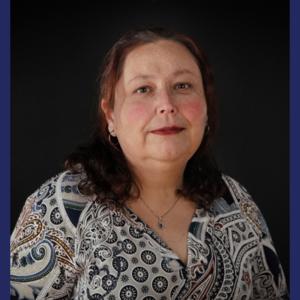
top-left (156, 90), bottom-right (177, 115)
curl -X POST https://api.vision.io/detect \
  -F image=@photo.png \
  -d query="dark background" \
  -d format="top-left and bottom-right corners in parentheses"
top-left (12, 0), bottom-right (289, 285)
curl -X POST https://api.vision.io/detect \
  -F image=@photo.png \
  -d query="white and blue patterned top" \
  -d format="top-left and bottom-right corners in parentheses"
top-left (10, 170), bottom-right (289, 299)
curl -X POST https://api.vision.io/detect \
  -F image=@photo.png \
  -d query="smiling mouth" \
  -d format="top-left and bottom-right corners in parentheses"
top-left (150, 126), bottom-right (185, 135)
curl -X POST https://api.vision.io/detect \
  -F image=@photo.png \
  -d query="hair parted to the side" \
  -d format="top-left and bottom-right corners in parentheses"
top-left (64, 26), bottom-right (226, 209)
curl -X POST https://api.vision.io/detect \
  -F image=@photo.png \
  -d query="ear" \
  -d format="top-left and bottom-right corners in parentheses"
top-left (100, 99), bottom-right (115, 127)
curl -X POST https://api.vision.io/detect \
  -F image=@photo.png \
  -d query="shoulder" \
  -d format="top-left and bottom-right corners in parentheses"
top-left (211, 174), bottom-right (270, 240)
top-left (220, 176), bottom-right (289, 298)
top-left (15, 169), bottom-right (93, 235)
top-left (221, 174), bottom-right (254, 205)
top-left (10, 169), bottom-right (93, 299)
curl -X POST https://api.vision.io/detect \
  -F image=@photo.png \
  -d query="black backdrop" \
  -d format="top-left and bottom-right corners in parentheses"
top-left (12, 0), bottom-right (289, 285)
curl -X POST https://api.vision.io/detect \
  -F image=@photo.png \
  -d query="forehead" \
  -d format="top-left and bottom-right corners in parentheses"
top-left (121, 40), bottom-right (201, 79)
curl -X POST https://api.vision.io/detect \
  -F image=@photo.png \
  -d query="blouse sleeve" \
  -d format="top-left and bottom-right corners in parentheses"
top-left (223, 175), bottom-right (289, 300)
top-left (10, 170), bottom-right (89, 300)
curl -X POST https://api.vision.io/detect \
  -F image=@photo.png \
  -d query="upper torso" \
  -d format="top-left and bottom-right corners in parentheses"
top-left (10, 170), bottom-right (289, 300)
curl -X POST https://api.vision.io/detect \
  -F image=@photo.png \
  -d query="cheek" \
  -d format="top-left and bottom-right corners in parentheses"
top-left (120, 102), bottom-right (151, 125)
top-left (181, 99), bottom-right (207, 123)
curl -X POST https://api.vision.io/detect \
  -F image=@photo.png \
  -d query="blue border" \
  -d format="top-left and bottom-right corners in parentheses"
top-left (0, 0), bottom-right (297, 299)
top-left (290, 0), bottom-right (300, 299)
top-left (0, 0), bottom-right (10, 298)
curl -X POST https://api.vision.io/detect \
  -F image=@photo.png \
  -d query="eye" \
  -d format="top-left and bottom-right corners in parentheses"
top-left (135, 86), bottom-right (151, 94)
top-left (175, 82), bottom-right (192, 90)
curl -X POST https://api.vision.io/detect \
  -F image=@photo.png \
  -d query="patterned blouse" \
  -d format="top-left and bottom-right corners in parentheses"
top-left (10, 170), bottom-right (289, 299)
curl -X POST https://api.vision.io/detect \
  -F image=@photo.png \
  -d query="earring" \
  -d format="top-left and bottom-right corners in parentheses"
top-left (205, 123), bottom-right (210, 136)
top-left (108, 123), bottom-right (116, 137)
top-left (107, 124), bottom-right (120, 151)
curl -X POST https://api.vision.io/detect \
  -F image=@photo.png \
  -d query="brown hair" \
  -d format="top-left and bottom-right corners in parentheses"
top-left (64, 27), bottom-right (226, 209)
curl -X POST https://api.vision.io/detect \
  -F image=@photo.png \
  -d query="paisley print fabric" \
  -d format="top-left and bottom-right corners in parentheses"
top-left (11, 170), bottom-right (289, 299)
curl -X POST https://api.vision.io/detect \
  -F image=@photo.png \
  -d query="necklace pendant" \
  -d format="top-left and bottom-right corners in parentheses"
top-left (158, 217), bottom-right (165, 229)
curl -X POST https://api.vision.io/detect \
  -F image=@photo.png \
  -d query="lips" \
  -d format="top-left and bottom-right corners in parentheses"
top-left (150, 126), bottom-right (185, 135)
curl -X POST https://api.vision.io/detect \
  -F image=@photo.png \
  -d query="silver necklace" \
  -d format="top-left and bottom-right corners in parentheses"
top-left (140, 195), bottom-right (181, 230)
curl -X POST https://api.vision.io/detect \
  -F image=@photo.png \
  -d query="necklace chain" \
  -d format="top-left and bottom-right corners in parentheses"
top-left (140, 195), bottom-right (181, 230)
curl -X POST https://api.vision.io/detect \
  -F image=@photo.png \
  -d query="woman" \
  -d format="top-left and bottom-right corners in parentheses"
top-left (10, 28), bottom-right (288, 299)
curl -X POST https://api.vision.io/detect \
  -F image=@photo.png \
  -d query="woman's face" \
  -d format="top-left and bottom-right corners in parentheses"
top-left (102, 40), bottom-right (207, 169)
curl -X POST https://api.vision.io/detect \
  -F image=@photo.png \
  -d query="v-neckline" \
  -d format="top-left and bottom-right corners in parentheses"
top-left (122, 204), bottom-right (201, 268)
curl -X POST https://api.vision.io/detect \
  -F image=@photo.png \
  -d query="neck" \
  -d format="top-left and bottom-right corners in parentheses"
top-left (129, 161), bottom-right (186, 210)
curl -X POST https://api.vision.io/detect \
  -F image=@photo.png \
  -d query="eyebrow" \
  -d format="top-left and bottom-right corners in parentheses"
top-left (127, 68), bottom-right (198, 84)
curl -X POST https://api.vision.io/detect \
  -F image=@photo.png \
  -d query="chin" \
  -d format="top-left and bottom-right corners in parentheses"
top-left (151, 147), bottom-right (192, 163)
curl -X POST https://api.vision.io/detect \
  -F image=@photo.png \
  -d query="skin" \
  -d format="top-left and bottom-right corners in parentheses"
top-left (101, 39), bottom-right (208, 264)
